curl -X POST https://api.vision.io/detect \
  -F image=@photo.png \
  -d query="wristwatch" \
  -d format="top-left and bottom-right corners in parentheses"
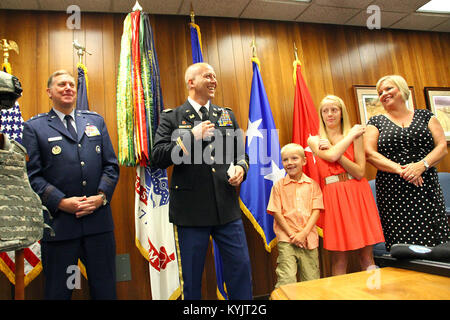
top-left (423, 159), bottom-right (430, 171)
top-left (99, 192), bottom-right (107, 206)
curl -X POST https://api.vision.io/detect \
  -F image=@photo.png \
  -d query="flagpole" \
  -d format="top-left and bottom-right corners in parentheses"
top-left (190, 2), bottom-right (195, 24)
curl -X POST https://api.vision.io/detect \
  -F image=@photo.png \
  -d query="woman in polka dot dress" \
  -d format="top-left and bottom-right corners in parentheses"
top-left (365, 75), bottom-right (450, 251)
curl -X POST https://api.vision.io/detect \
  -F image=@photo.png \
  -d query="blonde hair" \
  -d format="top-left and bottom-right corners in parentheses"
top-left (281, 143), bottom-right (305, 158)
top-left (376, 75), bottom-right (410, 101)
top-left (318, 95), bottom-right (351, 139)
top-left (47, 70), bottom-right (74, 88)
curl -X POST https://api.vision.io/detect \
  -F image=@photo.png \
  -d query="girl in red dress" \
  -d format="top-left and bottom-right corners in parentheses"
top-left (308, 95), bottom-right (384, 276)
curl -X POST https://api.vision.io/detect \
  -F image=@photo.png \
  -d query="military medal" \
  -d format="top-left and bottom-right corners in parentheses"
top-left (217, 110), bottom-right (233, 126)
top-left (85, 125), bottom-right (101, 137)
top-left (52, 145), bottom-right (62, 155)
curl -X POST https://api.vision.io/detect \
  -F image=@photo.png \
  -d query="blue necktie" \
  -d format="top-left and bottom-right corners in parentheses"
top-left (64, 115), bottom-right (77, 140)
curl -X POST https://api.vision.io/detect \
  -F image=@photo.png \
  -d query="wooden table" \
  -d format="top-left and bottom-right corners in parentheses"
top-left (270, 267), bottom-right (450, 300)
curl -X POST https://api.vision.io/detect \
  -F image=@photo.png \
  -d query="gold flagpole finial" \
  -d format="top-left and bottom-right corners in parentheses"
top-left (0, 39), bottom-right (19, 73)
top-left (294, 42), bottom-right (299, 61)
top-left (190, 2), bottom-right (195, 24)
top-left (251, 39), bottom-right (257, 58)
top-left (73, 40), bottom-right (92, 65)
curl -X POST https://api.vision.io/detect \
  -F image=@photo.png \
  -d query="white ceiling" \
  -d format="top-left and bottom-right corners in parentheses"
top-left (1, 0), bottom-right (449, 32)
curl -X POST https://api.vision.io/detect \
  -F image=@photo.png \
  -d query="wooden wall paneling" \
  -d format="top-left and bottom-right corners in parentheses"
top-left (216, 18), bottom-right (240, 113)
top-left (36, 12), bottom-right (51, 117)
top-left (438, 33), bottom-right (450, 81)
top-left (84, 14), bottom-right (105, 116)
top-left (384, 31), bottom-right (401, 76)
top-left (13, 12), bottom-right (38, 121)
top-left (336, 27), bottom-right (360, 125)
top-left (430, 33), bottom-right (448, 85)
top-left (325, 27), bottom-right (354, 123)
top-left (343, 27), bottom-right (366, 93)
top-left (202, 18), bottom-right (223, 107)
top-left (354, 28), bottom-right (379, 86)
top-left (229, 19), bottom-right (251, 128)
top-left (48, 13), bottom-right (74, 80)
top-left (298, 24), bottom-right (326, 108)
top-left (372, 30), bottom-right (395, 82)
top-left (156, 15), bottom-right (189, 108)
top-left (235, 19), bottom-right (255, 130)
top-left (101, 14), bottom-right (118, 148)
top-left (272, 21), bottom-right (296, 146)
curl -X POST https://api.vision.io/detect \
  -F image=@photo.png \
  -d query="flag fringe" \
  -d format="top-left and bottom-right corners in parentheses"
top-left (239, 198), bottom-right (277, 253)
top-left (0, 257), bottom-right (43, 287)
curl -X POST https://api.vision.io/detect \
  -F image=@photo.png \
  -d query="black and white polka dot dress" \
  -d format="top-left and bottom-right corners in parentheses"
top-left (368, 109), bottom-right (450, 251)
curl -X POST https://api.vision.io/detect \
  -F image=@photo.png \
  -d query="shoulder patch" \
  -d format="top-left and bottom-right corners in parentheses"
top-left (78, 109), bottom-right (99, 115)
top-left (163, 109), bottom-right (173, 113)
top-left (29, 112), bottom-right (48, 120)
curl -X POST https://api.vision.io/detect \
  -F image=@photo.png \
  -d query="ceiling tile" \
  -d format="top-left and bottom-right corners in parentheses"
top-left (313, 0), bottom-right (373, 9)
top-left (296, 4), bottom-right (360, 25)
top-left (0, 0), bottom-right (39, 10)
top-left (370, 0), bottom-right (430, 13)
top-left (178, 0), bottom-right (250, 18)
top-left (346, 10), bottom-right (408, 28)
top-left (432, 19), bottom-right (450, 33)
top-left (240, 0), bottom-right (309, 21)
top-left (38, 0), bottom-right (113, 12)
top-left (111, 0), bottom-right (180, 14)
top-left (390, 13), bottom-right (449, 31)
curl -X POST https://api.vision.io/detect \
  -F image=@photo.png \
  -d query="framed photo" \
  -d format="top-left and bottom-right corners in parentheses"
top-left (353, 85), bottom-right (416, 125)
top-left (424, 87), bottom-right (450, 142)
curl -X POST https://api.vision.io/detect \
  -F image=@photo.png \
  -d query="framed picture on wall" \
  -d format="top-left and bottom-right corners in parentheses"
top-left (424, 87), bottom-right (450, 143)
top-left (353, 85), bottom-right (416, 125)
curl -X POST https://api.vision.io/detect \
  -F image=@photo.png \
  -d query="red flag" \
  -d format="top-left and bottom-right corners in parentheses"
top-left (291, 62), bottom-right (324, 232)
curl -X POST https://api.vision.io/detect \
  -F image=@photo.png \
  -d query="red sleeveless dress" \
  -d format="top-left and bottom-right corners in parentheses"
top-left (316, 143), bottom-right (385, 251)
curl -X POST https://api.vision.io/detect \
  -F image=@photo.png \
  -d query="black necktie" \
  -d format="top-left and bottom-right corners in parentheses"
top-left (64, 115), bottom-right (77, 140)
top-left (200, 106), bottom-right (208, 121)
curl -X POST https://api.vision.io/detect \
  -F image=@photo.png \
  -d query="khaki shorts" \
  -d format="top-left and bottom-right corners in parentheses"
top-left (275, 241), bottom-right (320, 288)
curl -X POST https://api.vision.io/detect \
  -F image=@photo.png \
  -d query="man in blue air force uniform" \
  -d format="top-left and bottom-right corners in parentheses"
top-left (152, 62), bottom-right (253, 299)
top-left (22, 70), bottom-right (119, 299)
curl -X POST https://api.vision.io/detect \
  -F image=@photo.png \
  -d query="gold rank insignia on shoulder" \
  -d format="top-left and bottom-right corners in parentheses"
top-left (52, 145), bottom-right (62, 155)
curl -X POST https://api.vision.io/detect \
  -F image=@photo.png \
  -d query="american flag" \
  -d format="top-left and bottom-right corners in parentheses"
top-left (0, 103), bottom-right (43, 287)
top-left (0, 103), bottom-right (24, 143)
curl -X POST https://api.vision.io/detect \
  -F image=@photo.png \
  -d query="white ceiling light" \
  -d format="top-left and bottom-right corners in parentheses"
top-left (417, 0), bottom-right (450, 14)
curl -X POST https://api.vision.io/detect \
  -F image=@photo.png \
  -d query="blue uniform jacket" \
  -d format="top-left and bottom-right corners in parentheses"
top-left (22, 109), bottom-right (119, 241)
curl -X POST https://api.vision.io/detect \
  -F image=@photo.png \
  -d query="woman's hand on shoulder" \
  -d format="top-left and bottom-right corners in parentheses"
top-left (349, 124), bottom-right (366, 140)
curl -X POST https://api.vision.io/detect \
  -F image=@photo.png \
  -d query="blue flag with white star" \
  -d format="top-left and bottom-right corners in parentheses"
top-left (239, 59), bottom-right (284, 252)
